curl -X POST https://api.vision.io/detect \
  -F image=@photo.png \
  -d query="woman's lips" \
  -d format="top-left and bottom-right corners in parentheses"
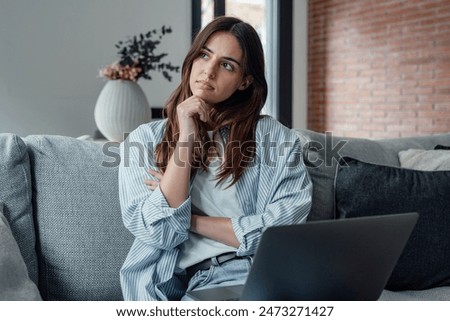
top-left (196, 80), bottom-right (214, 90)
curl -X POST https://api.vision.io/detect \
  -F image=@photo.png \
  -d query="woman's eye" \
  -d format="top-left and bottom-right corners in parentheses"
top-left (200, 52), bottom-right (208, 59)
top-left (222, 62), bottom-right (234, 71)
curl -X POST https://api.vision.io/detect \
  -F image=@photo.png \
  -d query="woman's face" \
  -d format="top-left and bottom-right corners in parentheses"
top-left (189, 31), bottom-right (251, 105)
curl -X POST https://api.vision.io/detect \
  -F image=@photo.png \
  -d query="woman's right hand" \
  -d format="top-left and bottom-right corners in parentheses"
top-left (153, 96), bottom-right (210, 208)
top-left (176, 95), bottom-right (210, 140)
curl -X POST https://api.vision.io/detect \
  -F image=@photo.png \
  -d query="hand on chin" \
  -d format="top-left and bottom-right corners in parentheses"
top-left (192, 91), bottom-right (215, 106)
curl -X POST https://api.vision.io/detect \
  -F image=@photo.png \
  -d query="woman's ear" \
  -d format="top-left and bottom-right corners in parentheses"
top-left (239, 75), bottom-right (254, 90)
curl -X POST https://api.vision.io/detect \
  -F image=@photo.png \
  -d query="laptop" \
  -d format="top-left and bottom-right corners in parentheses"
top-left (186, 212), bottom-right (419, 301)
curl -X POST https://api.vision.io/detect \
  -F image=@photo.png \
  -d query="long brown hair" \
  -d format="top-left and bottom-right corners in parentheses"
top-left (155, 16), bottom-right (268, 186)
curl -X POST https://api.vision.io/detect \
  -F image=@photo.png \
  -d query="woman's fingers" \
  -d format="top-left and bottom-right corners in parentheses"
top-left (145, 168), bottom-right (163, 190)
top-left (147, 168), bottom-right (163, 180)
top-left (177, 96), bottom-right (210, 125)
top-left (144, 179), bottom-right (159, 190)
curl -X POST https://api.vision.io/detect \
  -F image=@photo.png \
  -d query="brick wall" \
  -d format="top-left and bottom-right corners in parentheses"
top-left (308, 0), bottom-right (450, 138)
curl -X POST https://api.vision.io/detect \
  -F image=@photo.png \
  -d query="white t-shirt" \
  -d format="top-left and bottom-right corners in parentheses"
top-left (176, 134), bottom-right (241, 270)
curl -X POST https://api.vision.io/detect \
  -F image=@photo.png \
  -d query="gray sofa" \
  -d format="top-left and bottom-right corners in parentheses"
top-left (0, 128), bottom-right (449, 301)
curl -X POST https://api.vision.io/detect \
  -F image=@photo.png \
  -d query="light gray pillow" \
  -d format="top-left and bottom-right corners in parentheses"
top-left (0, 202), bottom-right (41, 301)
top-left (0, 134), bottom-right (38, 284)
top-left (399, 149), bottom-right (450, 171)
top-left (24, 135), bottom-right (134, 300)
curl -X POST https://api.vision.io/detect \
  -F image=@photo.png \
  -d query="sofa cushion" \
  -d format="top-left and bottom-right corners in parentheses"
top-left (399, 149), bottom-right (450, 171)
top-left (0, 133), bottom-right (38, 285)
top-left (24, 135), bottom-right (134, 300)
top-left (380, 286), bottom-right (450, 301)
top-left (0, 202), bottom-right (42, 300)
top-left (295, 129), bottom-right (450, 221)
top-left (335, 157), bottom-right (450, 291)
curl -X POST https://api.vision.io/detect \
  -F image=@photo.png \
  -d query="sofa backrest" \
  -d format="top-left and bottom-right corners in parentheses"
top-left (295, 129), bottom-right (450, 221)
top-left (24, 135), bottom-right (134, 300)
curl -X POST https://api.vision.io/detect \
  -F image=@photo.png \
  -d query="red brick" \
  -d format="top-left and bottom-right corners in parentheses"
top-left (386, 124), bottom-right (417, 132)
top-left (341, 131), bottom-right (374, 138)
top-left (418, 110), bottom-right (450, 118)
top-left (371, 131), bottom-right (401, 139)
top-left (435, 103), bottom-right (450, 110)
top-left (372, 104), bottom-right (401, 110)
top-left (402, 118), bottom-right (433, 126)
top-left (372, 117), bottom-right (401, 125)
top-left (419, 94), bottom-right (450, 103)
top-left (386, 96), bottom-right (417, 104)
top-left (387, 110), bottom-right (418, 119)
top-left (401, 87), bottom-right (434, 95)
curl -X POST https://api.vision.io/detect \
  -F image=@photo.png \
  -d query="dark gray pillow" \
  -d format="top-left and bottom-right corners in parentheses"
top-left (0, 202), bottom-right (41, 300)
top-left (0, 134), bottom-right (38, 284)
top-left (335, 157), bottom-right (450, 291)
top-left (24, 135), bottom-right (134, 300)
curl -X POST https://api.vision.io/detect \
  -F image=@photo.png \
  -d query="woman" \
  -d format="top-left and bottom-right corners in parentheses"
top-left (119, 16), bottom-right (312, 301)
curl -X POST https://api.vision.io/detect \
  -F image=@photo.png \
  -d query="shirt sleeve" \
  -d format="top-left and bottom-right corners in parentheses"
top-left (231, 121), bottom-right (313, 256)
top-left (118, 124), bottom-right (191, 251)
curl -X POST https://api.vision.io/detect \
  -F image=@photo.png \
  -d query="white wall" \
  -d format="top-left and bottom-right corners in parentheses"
top-left (0, 0), bottom-right (191, 137)
top-left (292, 0), bottom-right (308, 129)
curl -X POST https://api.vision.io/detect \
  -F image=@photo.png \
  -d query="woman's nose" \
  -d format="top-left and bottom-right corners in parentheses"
top-left (204, 61), bottom-right (216, 79)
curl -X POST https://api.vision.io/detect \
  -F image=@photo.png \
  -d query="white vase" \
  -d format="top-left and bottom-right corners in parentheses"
top-left (94, 80), bottom-right (151, 142)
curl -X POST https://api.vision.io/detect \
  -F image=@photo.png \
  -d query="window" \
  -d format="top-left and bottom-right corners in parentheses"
top-left (191, 0), bottom-right (292, 127)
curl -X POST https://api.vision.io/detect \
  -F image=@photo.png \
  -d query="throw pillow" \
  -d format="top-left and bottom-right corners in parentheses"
top-left (0, 202), bottom-right (41, 300)
top-left (0, 134), bottom-right (38, 284)
top-left (335, 157), bottom-right (450, 291)
top-left (24, 135), bottom-right (134, 300)
top-left (399, 149), bottom-right (450, 171)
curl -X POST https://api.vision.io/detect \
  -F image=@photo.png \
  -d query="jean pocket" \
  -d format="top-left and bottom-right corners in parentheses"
top-left (187, 265), bottom-right (216, 292)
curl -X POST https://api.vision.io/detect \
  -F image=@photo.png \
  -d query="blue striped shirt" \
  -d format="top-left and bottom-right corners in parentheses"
top-left (118, 116), bottom-right (312, 300)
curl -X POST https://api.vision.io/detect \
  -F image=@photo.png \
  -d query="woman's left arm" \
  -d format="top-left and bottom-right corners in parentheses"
top-left (190, 215), bottom-right (240, 248)
top-left (230, 131), bottom-right (313, 257)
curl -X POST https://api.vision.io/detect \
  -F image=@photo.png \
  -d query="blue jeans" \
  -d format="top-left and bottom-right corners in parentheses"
top-left (181, 256), bottom-right (253, 301)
